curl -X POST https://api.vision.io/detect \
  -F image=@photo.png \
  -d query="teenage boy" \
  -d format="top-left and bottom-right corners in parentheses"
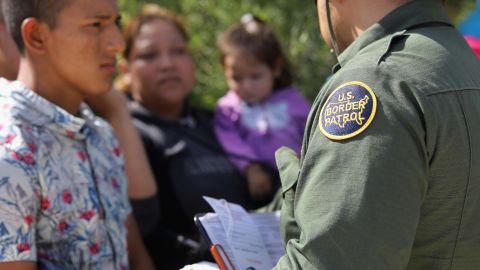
top-left (0, 0), bottom-right (155, 269)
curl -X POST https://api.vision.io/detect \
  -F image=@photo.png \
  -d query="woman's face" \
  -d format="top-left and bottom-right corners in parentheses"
top-left (128, 19), bottom-right (195, 113)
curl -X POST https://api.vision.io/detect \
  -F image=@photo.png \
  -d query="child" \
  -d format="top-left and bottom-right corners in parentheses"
top-left (0, 0), bottom-right (154, 269)
top-left (214, 14), bottom-right (311, 203)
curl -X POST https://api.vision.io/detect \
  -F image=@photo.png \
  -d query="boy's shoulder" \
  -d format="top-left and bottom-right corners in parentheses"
top-left (0, 79), bottom-right (119, 164)
top-left (0, 115), bottom-right (39, 183)
top-left (79, 104), bottom-right (117, 140)
top-left (0, 79), bottom-right (37, 150)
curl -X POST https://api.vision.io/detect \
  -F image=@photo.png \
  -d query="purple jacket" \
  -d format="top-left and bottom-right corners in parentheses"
top-left (214, 86), bottom-right (311, 172)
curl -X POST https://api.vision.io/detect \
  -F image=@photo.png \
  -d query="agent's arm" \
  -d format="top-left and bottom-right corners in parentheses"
top-left (274, 77), bottom-right (429, 269)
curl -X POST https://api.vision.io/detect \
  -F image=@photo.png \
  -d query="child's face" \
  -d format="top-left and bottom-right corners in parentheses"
top-left (43, 0), bottom-right (124, 98)
top-left (224, 52), bottom-right (279, 104)
top-left (128, 19), bottom-right (194, 111)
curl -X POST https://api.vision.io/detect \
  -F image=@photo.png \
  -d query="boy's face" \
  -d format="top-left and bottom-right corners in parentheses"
top-left (43, 0), bottom-right (124, 98)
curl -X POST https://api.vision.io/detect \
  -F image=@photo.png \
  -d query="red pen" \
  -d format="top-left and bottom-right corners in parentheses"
top-left (211, 244), bottom-right (236, 270)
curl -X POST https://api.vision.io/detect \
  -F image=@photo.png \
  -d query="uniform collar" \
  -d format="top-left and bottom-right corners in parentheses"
top-left (2, 79), bottom-right (92, 140)
top-left (336, 0), bottom-right (451, 72)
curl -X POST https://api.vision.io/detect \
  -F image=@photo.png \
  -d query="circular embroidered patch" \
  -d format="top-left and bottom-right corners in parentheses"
top-left (319, 81), bottom-right (377, 140)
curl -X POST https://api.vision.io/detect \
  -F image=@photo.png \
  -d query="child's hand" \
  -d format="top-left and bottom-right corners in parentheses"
top-left (245, 163), bottom-right (272, 202)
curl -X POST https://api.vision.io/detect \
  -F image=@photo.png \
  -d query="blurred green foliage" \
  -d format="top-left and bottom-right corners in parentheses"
top-left (118, 0), bottom-right (477, 108)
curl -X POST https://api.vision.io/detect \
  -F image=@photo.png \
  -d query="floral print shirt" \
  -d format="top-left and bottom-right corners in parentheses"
top-left (0, 79), bottom-right (131, 269)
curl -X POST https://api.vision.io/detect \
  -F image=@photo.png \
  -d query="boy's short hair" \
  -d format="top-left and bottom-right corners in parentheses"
top-left (1, 0), bottom-right (71, 52)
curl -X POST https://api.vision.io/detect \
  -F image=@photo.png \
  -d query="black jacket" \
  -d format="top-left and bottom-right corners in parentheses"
top-left (129, 102), bottom-right (255, 270)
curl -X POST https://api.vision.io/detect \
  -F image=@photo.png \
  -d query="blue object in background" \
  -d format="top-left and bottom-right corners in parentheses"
top-left (459, 0), bottom-right (480, 38)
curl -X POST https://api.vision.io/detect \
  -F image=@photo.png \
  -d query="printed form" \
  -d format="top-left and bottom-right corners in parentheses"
top-left (203, 196), bottom-right (277, 270)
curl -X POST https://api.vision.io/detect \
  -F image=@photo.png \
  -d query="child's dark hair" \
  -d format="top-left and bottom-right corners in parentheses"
top-left (1, 0), bottom-right (72, 53)
top-left (217, 14), bottom-right (293, 90)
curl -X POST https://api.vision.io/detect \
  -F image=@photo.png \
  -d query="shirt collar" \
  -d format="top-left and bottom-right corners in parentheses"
top-left (336, 0), bottom-right (451, 71)
top-left (5, 80), bottom-right (92, 140)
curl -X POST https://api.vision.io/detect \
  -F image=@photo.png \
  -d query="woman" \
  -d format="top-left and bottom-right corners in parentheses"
top-left (118, 4), bottom-right (256, 269)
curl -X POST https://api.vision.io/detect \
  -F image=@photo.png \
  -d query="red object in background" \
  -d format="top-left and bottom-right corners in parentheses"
top-left (465, 35), bottom-right (480, 59)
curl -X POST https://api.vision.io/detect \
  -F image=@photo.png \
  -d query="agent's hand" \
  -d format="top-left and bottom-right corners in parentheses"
top-left (245, 163), bottom-right (272, 202)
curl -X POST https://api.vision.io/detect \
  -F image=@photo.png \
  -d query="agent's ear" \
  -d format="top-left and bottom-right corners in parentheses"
top-left (21, 18), bottom-right (49, 55)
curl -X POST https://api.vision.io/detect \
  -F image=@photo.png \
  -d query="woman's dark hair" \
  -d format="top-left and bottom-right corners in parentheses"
top-left (115, 4), bottom-right (190, 92)
top-left (217, 14), bottom-right (293, 90)
top-left (122, 4), bottom-right (189, 60)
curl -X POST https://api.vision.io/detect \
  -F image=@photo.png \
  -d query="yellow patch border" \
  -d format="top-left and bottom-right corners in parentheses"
top-left (318, 81), bottom-right (377, 141)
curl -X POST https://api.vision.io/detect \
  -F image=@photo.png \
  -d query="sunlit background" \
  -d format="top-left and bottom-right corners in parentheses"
top-left (117, 0), bottom-right (478, 108)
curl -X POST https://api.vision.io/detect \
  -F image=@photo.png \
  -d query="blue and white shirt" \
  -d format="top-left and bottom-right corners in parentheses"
top-left (0, 79), bottom-right (131, 269)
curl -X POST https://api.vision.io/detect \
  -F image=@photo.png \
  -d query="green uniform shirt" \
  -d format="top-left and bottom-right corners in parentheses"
top-left (274, 1), bottom-right (480, 269)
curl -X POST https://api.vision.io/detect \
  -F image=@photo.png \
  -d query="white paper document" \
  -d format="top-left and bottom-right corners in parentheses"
top-left (197, 196), bottom-right (284, 270)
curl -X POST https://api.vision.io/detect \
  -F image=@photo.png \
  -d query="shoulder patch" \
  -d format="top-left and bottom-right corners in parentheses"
top-left (319, 81), bottom-right (377, 140)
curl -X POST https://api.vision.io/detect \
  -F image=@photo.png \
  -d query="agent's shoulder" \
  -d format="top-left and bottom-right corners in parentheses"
top-left (344, 32), bottom-right (480, 95)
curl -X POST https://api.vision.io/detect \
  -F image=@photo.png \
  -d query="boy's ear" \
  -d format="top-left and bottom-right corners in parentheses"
top-left (21, 18), bottom-right (49, 55)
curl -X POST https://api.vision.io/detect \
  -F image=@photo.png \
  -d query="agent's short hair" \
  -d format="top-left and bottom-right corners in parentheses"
top-left (1, 0), bottom-right (71, 53)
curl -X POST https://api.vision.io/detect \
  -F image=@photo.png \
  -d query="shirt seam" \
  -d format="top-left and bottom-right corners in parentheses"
top-left (425, 88), bottom-right (480, 97)
top-left (448, 92), bottom-right (473, 269)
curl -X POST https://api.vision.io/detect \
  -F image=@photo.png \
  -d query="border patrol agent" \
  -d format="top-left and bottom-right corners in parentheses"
top-left (273, 0), bottom-right (480, 269)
